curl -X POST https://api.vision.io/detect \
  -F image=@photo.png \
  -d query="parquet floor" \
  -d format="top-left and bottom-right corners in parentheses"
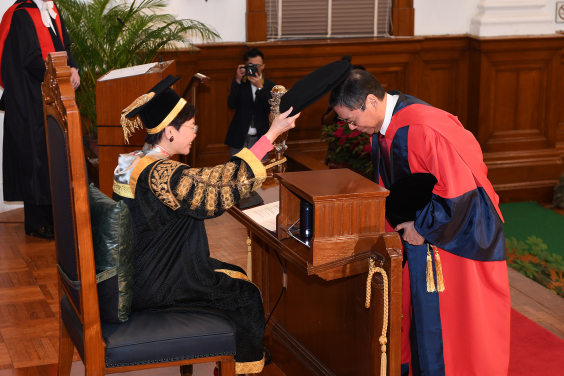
top-left (0, 206), bottom-right (563, 375)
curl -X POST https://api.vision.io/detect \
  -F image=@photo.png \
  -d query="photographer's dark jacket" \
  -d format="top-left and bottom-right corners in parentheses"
top-left (225, 76), bottom-right (275, 149)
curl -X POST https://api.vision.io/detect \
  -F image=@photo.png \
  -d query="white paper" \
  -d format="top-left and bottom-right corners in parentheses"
top-left (98, 63), bottom-right (157, 81)
top-left (242, 201), bottom-right (279, 232)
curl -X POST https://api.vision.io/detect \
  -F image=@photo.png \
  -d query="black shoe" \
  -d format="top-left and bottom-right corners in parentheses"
top-left (25, 225), bottom-right (55, 240)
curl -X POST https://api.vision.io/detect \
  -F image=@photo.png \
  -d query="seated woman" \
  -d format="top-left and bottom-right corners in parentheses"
top-left (112, 76), bottom-right (299, 375)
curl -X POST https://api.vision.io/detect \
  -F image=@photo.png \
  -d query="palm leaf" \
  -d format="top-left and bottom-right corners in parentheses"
top-left (57, 0), bottom-right (220, 136)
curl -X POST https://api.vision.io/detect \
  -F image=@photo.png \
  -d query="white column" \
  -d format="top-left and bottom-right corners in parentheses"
top-left (470, 0), bottom-right (554, 37)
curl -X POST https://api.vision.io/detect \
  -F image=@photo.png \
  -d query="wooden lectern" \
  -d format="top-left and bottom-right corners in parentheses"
top-left (229, 169), bottom-right (403, 376)
top-left (96, 61), bottom-right (176, 196)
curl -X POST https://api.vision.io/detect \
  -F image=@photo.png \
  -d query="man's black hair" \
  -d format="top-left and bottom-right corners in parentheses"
top-left (144, 103), bottom-right (197, 146)
top-left (244, 48), bottom-right (265, 63)
top-left (329, 70), bottom-right (385, 111)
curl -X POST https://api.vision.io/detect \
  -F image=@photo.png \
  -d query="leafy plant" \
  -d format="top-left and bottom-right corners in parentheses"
top-left (57, 0), bottom-right (220, 137)
top-left (506, 236), bottom-right (564, 298)
top-left (321, 120), bottom-right (373, 177)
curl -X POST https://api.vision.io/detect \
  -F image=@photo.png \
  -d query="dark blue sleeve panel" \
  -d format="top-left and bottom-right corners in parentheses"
top-left (414, 187), bottom-right (506, 262)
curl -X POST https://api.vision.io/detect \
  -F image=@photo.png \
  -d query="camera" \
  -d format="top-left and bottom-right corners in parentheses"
top-left (244, 63), bottom-right (259, 77)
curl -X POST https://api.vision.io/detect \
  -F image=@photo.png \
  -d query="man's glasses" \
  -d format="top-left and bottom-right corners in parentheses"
top-left (337, 101), bottom-right (366, 127)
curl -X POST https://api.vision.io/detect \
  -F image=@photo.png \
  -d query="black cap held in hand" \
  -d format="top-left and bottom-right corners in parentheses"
top-left (385, 173), bottom-right (438, 228)
top-left (280, 60), bottom-right (352, 116)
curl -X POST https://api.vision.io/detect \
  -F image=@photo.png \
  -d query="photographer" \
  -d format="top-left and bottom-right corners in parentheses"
top-left (225, 48), bottom-right (276, 156)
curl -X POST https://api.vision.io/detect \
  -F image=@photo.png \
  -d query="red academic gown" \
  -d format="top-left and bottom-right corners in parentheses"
top-left (374, 92), bottom-right (511, 376)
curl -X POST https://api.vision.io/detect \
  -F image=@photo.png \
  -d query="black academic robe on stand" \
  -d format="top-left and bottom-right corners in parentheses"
top-left (0, 0), bottom-right (77, 206)
top-left (113, 147), bottom-right (268, 374)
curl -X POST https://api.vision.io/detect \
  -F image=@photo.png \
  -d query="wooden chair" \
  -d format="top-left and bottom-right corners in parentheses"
top-left (42, 52), bottom-right (237, 376)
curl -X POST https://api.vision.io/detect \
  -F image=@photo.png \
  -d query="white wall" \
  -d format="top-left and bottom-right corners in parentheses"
top-left (414, 0), bottom-right (563, 36)
top-left (172, 0), bottom-right (246, 43)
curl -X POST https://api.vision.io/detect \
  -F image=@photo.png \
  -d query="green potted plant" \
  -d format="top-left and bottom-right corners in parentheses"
top-left (321, 120), bottom-right (373, 178)
top-left (57, 0), bottom-right (220, 152)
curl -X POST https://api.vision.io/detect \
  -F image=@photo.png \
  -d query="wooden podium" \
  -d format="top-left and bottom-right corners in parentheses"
top-left (96, 61), bottom-right (176, 196)
top-left (229, 169), bottom-right (403, 376)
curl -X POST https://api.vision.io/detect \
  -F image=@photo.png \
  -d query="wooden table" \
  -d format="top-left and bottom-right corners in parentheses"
top-left (228, 170), bottom-right (403, 376)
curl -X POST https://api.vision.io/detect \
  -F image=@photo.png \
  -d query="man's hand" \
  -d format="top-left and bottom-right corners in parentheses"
top-left (235, 64), bottom-right (245, 84)
top-left (395, 221), bottom-right (425, 246)
top-left (247, 72), bottom-right (263, 89)
top-left (70, 67), bottom-right (80, 90)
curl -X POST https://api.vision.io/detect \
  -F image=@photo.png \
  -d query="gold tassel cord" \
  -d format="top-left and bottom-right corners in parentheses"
top-left (120, 92), bottom-right (155, 144)
top-left (433, 245), bottom-right (445, 292)
top-left (365, 258), bottom-right (389, 376)
top-left (426, 244), bottom-right (436, 292)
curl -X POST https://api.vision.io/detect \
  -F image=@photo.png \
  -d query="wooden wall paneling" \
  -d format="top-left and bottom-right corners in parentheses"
top-left (416, 37), bottom-right (469, 126)
top-left (558, 50), bottom-right (564, 157)
top-left (469, 35), bottom-right (564, 203)
top-left (247, 0), bottom-right (267, 42)
top-left (469, 36), bottom-right (564, 152)
top-left (392, 0), bottom-right (414, 36)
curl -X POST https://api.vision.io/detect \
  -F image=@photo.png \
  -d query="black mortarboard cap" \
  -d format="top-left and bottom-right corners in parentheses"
top-left (385, 173), bottom-right (438, 228)
top-left (121, 75), bottom-right (185, 143)
top-left (279, 60), bottom-right (352, 116)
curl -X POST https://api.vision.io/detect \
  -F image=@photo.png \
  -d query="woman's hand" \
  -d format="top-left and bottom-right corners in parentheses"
top-left (265, 107), bottom-right (300, 143)
top-left (395, 221), bottom-right (425, 246)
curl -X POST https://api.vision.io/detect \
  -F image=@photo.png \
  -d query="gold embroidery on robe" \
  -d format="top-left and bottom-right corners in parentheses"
top-left (234, 148), bottom-right (267, 190)
top-left (190, 167), bottom-right (212, 210)
top-left (203, 165), bottom-right (223, 215)
top-left (149, 160), bottom-right (182, 210)
top-left (236, 163), bottom-right (253, 198)
top-left (175, 168), bottom-right (201, 201)
top-left (220, 163), bottom-right (237, 209)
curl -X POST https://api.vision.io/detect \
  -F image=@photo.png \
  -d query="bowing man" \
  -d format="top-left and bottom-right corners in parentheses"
top-left (330, 69), bottom-right (510, 376)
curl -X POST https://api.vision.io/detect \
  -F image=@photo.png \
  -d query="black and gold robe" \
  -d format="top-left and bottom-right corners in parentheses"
top-left (113, 147), bottom-right (267, 374)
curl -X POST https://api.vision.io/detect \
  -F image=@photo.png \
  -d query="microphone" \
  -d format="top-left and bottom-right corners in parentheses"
top-left (117, 18), bottom-right (164, 67)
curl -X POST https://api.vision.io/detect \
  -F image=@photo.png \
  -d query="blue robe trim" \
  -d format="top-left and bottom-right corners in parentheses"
top-left (371, 92), bottom-right (430, 185)
top-left (401, 363), bottom-right (410, 376)
top-left (414, 187), bottom-right (506, 262)
top-left (390, 126), bottom-right (411, 183)
top-left (406, 243), bottom-right (446, 376)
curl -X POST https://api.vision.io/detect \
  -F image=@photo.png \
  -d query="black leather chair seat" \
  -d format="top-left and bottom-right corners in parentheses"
top-left (60, 296), bottom-right (236, 369)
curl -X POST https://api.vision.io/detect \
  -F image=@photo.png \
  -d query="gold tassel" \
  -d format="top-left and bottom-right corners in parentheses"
top-left (433, 245), bottom-right (445, 292)
top-left (120, 92), bottom-right (155, 143)
top-left (380, 336), bottom-right (387, 376)
top-left (426, 244), bottom-right (436, 292)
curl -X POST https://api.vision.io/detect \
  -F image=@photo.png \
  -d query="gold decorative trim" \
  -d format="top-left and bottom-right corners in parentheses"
top-left (204, 165), bottom-right (223, 215)
top-left (146, 98), bottom-right (187, 135)
top-left (120, 92), bottom-right (155, 144)
top-left (113, 181), bottom-right (133, 198)
top-left (214, 269), bottom-right (250, 282)
top-left (129, 156), bottom-right (160, 198)
top-left (234, 148), bottom-right (267, 190)
top-left (190, 168), bottom-right (212, 210)
top-left (175, 168), bottom-right (201, 201)
top-left (236, 163), bottom-right (252, 198)
top-left (149, 160), bottom-right (182, 210)
top-left (235, 355), bottom-right (265, 374)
